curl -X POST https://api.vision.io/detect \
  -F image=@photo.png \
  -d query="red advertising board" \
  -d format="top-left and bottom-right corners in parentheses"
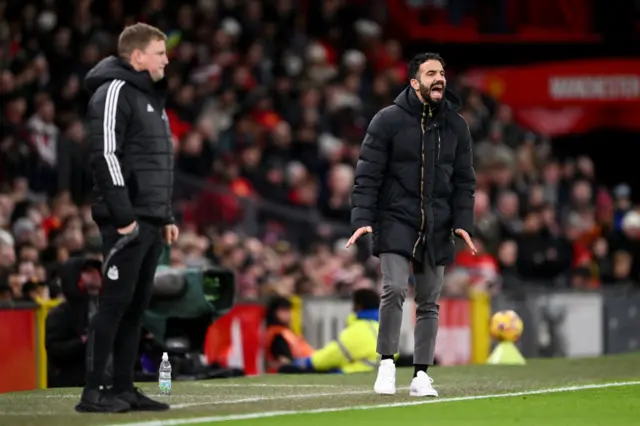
top-left (464, 59), bottom-right (640, 135)
top-left (0, 309), bottom-right (38, 393)
top-left (432, 299), bottom-right (472, 366)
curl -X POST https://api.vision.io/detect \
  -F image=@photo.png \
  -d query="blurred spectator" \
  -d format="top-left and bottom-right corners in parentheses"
top-left (264, 296), bottom-right (314, 373)
top-left (0, 0), bottom-right (638, 309)
top-left (46, 257), bottom-right (107, 388)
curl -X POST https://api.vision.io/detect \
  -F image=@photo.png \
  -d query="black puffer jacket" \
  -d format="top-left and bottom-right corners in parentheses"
top-left (351, 87), bottom-right (475, 265)
top-left (85, 56), bottom-right (174, 228)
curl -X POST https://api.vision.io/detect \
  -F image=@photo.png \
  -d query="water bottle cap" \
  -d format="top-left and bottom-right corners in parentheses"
top-left (162, 352), bottom-right (168, 361)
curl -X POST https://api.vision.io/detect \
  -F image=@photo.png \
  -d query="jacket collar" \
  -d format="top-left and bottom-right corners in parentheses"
top-left (356, 309), bottom-right (380, 321)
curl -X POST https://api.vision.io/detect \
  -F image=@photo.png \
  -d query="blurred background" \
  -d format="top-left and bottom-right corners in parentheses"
top-left (1, 0), bottom-right (640, 390)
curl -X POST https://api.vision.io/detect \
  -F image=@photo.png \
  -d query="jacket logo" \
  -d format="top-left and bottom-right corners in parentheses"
top-left (107, 265), bottom-right (119, 281)
top-left (147, 104), bottom-right (155, 112)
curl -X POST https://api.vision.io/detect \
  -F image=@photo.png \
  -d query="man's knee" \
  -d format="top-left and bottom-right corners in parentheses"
top-left (121, 278), bottom-right (155, 321)
top-left (96, 293), bottom-right (132, 321)
top-left (380, 254), bottom-right (410, 303)
top-left (416, 301), bottom-right (439, 319)
top-left (381, 282), bottom-right (407, 302)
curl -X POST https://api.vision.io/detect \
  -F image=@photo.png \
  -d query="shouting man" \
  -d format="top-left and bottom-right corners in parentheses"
top-left (347, 53), bottom-right (476, 397)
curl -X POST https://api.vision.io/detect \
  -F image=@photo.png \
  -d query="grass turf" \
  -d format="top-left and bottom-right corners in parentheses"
top-left (0, 352), bottom-right (638, 426)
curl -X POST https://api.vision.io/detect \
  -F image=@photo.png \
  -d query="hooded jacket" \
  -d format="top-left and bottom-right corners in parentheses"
top-left (45, 257), bottom-right (102, 375)
top-left (84, 56), bottom-right (174, 228)
top-left (350, 86), bottom-right (475, 265)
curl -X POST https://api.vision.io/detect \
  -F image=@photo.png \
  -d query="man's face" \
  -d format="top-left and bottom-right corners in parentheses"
top-left (135, 39), bottom-right (169, 82)
top-left (411, 59), bottom-right (446, 104)
top-left (80, 268), bottom-right (102, 294)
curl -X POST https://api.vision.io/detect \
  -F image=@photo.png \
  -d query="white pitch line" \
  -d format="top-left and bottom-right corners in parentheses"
top-left (110, 380), bottom-right (640, 426)
top-left (198, 384), bottom-right (343, 388)
top-left (170, 387), bottom-right (411, 409)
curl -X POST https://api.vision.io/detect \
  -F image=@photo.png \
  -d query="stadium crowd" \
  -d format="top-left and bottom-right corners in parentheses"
top-left (1, 0), bottom-right (640, 309)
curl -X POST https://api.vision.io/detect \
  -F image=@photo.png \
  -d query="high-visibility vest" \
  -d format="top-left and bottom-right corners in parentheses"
top-left (310, 318), bottom-right (379, 374)
top-left (264, 325), bottom-right (314, 373)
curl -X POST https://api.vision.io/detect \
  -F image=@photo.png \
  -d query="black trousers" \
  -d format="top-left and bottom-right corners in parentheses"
top-left (85, 220), bottom-right (163, 391)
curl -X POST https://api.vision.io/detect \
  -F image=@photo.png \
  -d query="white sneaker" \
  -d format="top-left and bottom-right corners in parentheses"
top-left (373, 359), bottom-right (396, 395)
top-left (409, 371), bottom-right (438, 397)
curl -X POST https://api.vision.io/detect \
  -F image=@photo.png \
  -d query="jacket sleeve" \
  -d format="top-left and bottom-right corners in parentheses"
top-left (87, 80), bottom-right (137, 228)
top-left (451, 117), bottom-right (476, 235)
top-left (45, 305), bottom-right (86, 366)
top-left (350, 109), bottom-right (391, 231)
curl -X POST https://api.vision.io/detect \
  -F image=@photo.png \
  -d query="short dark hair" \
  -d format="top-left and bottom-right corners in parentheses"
top-left (408, 53), bottom-right (446, 80)
top-left (118, 23), bottom-right (167, 60)
top-left (353, 288), bottom-right (380, 311)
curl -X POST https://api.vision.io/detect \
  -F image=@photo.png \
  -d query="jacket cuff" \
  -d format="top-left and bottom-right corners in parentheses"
top-left (163, 216), bottom-right (175, 226)
top-left (113, 210), bottom-right (137, 229)
top-left (352, 220), bottom-right (373, 232)
top-left (453, 223), bottom-right (474, 238)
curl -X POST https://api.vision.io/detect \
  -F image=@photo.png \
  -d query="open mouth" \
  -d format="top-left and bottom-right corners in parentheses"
top-left (431, 85), bottom-right (444, 97)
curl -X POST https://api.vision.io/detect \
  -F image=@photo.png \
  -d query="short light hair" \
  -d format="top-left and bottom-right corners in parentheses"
top-left (118, 23), bottom-right (167, 60)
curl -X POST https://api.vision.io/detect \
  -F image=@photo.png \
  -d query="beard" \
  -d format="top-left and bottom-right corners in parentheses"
top-left (419, 81), bottom-right (445, 105)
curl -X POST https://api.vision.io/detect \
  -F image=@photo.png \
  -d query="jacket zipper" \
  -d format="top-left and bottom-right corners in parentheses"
top-left (437, 129), bottom-right (441, 161)
top-left (412, 105), bottom-right (429, 258)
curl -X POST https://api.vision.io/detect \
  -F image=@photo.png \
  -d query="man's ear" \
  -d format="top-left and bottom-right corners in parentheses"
top-left (130, 49), bottom-right (142, 64)
top-left (409, 78), bottom-right (420, 91)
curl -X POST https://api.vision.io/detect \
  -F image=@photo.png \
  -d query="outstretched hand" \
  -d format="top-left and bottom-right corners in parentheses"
top-left (345, 226), bottom-right (372, 248)
top-left (455, 229), bottom-right (477, 255)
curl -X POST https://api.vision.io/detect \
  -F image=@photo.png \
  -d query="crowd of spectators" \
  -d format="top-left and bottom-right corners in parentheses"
top-left (1, 0), bottom-right (639, 308)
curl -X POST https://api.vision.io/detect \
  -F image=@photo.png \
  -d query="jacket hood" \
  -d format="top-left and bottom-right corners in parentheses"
top-left (59, 257), bottom-right (102, 304)
top-left (85, 56), bottom-right (157, 95)
top-left (394, 86), bottom-right (462, 118)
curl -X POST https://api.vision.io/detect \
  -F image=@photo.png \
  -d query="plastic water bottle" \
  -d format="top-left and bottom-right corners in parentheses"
top-left (159, 352), bottom-right (172, 395)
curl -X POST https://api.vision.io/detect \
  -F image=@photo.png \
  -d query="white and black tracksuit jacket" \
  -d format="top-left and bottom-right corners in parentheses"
top-left (84, 56), bottom-right (174, 229)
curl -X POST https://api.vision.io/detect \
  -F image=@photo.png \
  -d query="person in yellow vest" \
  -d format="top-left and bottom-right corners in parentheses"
top-left (292, 288), bottom-right (381, 374)
top-left (264, 296), bottom-right (315, 373)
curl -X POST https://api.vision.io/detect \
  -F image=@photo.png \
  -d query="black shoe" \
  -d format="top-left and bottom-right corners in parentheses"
top-left (114, 387), bottom-right (170, 411)
top-left (75, 388), bottom-right (131, 413)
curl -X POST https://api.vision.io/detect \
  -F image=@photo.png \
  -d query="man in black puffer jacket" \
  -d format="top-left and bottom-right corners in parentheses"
top-left (77, 23), bottom-right (179, 414)
top-left (346, 53), bottom-right (476, 398)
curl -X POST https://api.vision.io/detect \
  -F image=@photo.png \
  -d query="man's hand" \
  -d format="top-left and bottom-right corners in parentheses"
top-left (163, 224), bottom-right (179, 245)
top-left (345, 226), bottom-right (372, 248)
top-left (455, 229), bottom-right (477, 255)
top-left (117, 221), bottom-right (137, 235)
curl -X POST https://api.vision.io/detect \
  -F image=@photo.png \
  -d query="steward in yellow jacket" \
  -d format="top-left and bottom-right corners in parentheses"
top-left (294, 288), bottom-right (380, 374)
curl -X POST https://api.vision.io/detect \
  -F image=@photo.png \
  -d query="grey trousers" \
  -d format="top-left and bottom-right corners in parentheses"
top-left (377, 253), bottom-right (445, 365)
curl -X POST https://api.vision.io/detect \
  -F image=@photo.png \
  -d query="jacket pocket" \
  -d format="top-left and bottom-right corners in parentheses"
top-left (434, 229), bottom-right (456, 266)
top-left (434, 165), bottom-right (452, 198)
